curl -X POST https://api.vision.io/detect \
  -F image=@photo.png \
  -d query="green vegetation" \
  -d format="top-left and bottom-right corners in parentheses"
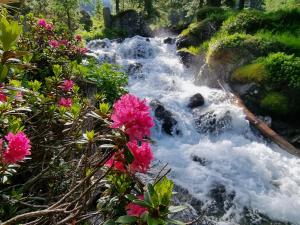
top-left (232, 62), bottom-right (268, 83)
top-left (260, 92), bottom-right (290, 116)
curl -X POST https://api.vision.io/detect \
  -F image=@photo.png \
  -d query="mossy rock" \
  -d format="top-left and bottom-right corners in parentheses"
top-left (260, 92), bottom-right (290, 116)
top-left (232, 62), bottom-right (269, 84)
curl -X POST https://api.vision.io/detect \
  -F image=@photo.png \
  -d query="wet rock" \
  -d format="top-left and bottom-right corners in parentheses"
top-left (188, 93), bottom-right (205, 109)
top-left (191, 155), bottom-right (209, 166)
top-left (208, 184), bottom-right (235, 217)
top-left (151, 100), bottom-right (180, 136)
top-left (195, 111), bottom-right (232, 134)
top-left (87, 39), bottom-right (111, 50)
top-left (176, 36), bottom-right (197, 49)
top-left (177, 50), bottom-right (197, 68)
top-left (127, 63), bottom-right (143, 75)
top-left (163, 37), bottom-right (176, 45)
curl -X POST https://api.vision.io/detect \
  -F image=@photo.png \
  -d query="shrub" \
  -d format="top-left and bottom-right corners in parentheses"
top-left (264, 52), bottom-right (300, 90)
top-left (195, 6), bottom-right (226, 21)
top-left (232, 62), bottom-right (269, 83)
top-left (221, 7), bottom-right (300, 35)
top-left (260, 92), bottom-right (290, 116)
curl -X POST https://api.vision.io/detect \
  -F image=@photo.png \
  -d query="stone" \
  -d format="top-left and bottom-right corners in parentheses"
top-left (163, 37), bottom-right (176, 45)
top-left (188, 93), bottom-right (205, 109)
top-left (127, 63), bottom-right (143, 77)
top-left (151, 100), bottom-right (180, 136)
top-left (195, 111), bottom-right (232, 134)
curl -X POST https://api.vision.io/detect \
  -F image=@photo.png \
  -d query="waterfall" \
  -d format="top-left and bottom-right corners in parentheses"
top-left (87, 36), bottom-right (300, 225)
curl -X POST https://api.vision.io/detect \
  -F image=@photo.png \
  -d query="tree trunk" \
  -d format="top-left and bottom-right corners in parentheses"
top-left (249, 0), bottom-right (262, 9)
top-left (115, 0), bottom-right (120, 14)
top-left (207, 0), bottom-right (221, 7)
top-left (238, 0), bottom-right (245, 9)
top-left (224, 0), bottom-right (235, 8)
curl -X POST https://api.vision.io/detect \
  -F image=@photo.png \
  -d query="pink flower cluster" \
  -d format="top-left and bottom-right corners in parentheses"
top-left (111, 94), bottom-right (154, 140)
top-left (126, 195), bottom-right (148, 217)
top-left (106, 94), bottom-right (154, 175)
top-left (59, 80), bottom-right (74, 92)
top-left (1, 132), bottom-right (31, 164)
top-left (59, 97), bottom-right (73, 108)
top-left (0, 91), bottom-right (7, 102)
top-left (38, 19), bottom-right (54, 31)
top-left (106, 141), bottom-right (154, 174)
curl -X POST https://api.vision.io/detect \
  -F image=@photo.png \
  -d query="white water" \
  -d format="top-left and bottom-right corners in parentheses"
top-left (87, 36), bottom-right (300, 224)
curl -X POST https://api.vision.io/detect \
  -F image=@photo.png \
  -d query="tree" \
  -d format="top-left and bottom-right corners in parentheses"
top-left (207, 0), bottom-right (221, 6)
top-left (238, 0), bottom-right (245, 9)
top-left (49, 0), bottom-right (80, 34)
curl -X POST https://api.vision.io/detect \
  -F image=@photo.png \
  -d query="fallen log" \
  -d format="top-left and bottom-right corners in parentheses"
top-left (233, 94), bottom-right (300, 157)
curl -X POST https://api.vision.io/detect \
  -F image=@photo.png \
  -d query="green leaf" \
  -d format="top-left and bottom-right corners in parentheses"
top-left (0, 17), bottom-right (22, 51)
top-left (154, 177), bottom-right (174, 206)
top-left (146, 215), bottom-right (161, 225)
top-left (168, 205), bottom-right (187, 213)
top-left (104, 219), bottom-right (115, 225)
top-left (0, 64), bottom-right (8, 82)
top-left (125, 194), bottom-right (137, 201)
top-left (166, 219), bottom-right (186, 225)
top-left (115, 216), bottom-right (137, 224)
top-left (99, 102), bottom-right (110, 113)
top-left (52, 65), bottom-right (62, 77)
top-left (124, 147), bottom-right (134, 164)
top-left (132, 199), bottom-right (152, 208)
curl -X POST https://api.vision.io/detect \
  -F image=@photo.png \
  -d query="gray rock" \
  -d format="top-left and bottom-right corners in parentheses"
top-left (188, 93), bottom-right (205, 109)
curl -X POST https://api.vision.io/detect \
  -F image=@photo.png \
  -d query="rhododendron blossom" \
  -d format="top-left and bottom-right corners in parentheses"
top-left (49, 40), bottom-right (59, 48)
top-left (38, 19), bottom-right (47, 27)
top-left (59, 40), bottom-right (69, 46)
top-left (75, 35), bottom-right (82, 42)
top-left (111, 94), bottom-right (154, 140)
top-left (45, 23), bottom-right (54, 31)
top-left (126, 196), bottom-right (148, 217)
top-left (2, 132), bottom-right (31, 164)
top-left (105, 141), bottom-right (154, 174)
top-left (59, 98), bottom-right (73, 108)
top-left (59, 80), bottom-right (74, 92)
top-left (0, 91), bottom-right (7, 102)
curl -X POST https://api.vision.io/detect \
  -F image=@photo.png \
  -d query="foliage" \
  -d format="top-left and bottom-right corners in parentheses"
top-left (221, 7), bottom-right (300, 35)
top-left (260, 92), bottom-right (290, 116)
top-left (264, 0), bottom-right (300, 11)
top-left (195, 6), bottom-right (227, 21)
top-left (264, 52), bottom-right (300, 90)
top-left (232, 62), bottom-right (269, 83)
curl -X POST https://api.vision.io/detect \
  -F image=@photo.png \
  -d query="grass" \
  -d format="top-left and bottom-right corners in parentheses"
top-left (232, 62), bottom-right (269, 83)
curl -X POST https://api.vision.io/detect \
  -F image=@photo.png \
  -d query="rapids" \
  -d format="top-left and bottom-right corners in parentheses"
top-left (87, 36), bottom-right (300, 225)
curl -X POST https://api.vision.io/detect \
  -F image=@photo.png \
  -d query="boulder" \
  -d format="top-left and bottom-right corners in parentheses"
top-left (177, 50), bottom-right (197, 68)
top-left (127, 63), bottom-right (143, 78)
top-left (111, 10), bottom-right (152, 37)
top-left (195, 111), bottom-right (232, 134)
top-left (188, 93), bottom-right (205, 109)
top-left (176, 36), bottom-right (197, 49)
top-left (163, 37), bottom-right (176, 45)
top-left (151, 100), bottom-right (180, 136)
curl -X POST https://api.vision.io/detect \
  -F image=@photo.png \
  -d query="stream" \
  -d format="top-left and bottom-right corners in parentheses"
top-left (87, 36), bottom-right (300, 225)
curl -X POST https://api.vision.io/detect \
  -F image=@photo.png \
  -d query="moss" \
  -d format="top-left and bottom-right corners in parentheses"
top-left (232, 63), bottom-right (269, 84)
top-left (195, 7), bottom-right (227, 21)
top-left (260, 92), bottom-right (290, 116)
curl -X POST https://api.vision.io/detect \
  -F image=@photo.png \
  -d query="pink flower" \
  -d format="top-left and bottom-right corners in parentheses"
top-left (126, 196), bottom-right (148, 217)
top-left (79, 47), bottom-right (88, 54)
top-left (38, 19), bottom-right (47, 27)
top-left (59, 40), bottom-right (69, 46)
top-left (111, 94), bottom-right (154, 141)
top-left (0, 139), bottom-right (3, 150)
top-left (105, 141), bottom-right (154, 174)
top-left (59, 98), bottom-right (73, 108)
top-left (59, 80), bottom-right (74, 92)
top-left (45, 23), bottom-right (54, 31)
top-left (0, 91), bottom-right (7, 102)
top-left (75, 35), bottom-right (82, 42)
top-left (2, 132), bottom-right (31, 164)
top-left (49, 40), bottom-right (59, 48)
top-left (127, 141), bottom-right (154, 173)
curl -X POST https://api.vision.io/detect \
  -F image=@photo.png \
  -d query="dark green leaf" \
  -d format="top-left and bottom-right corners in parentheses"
top-left (115, 216), bottom-right (137, 224)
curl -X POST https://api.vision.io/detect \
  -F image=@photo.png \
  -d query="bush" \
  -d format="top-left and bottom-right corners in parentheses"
top-left (196, 6), bottom-right (227, 21)
top-left (221, 7), bottom-right (300, 35)
top-left (264, 52), bottom-right (300, 90)
top-left (260, 92), bottom-right (290, 116)
top-left (232, 62), bottom-right (269, 83)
